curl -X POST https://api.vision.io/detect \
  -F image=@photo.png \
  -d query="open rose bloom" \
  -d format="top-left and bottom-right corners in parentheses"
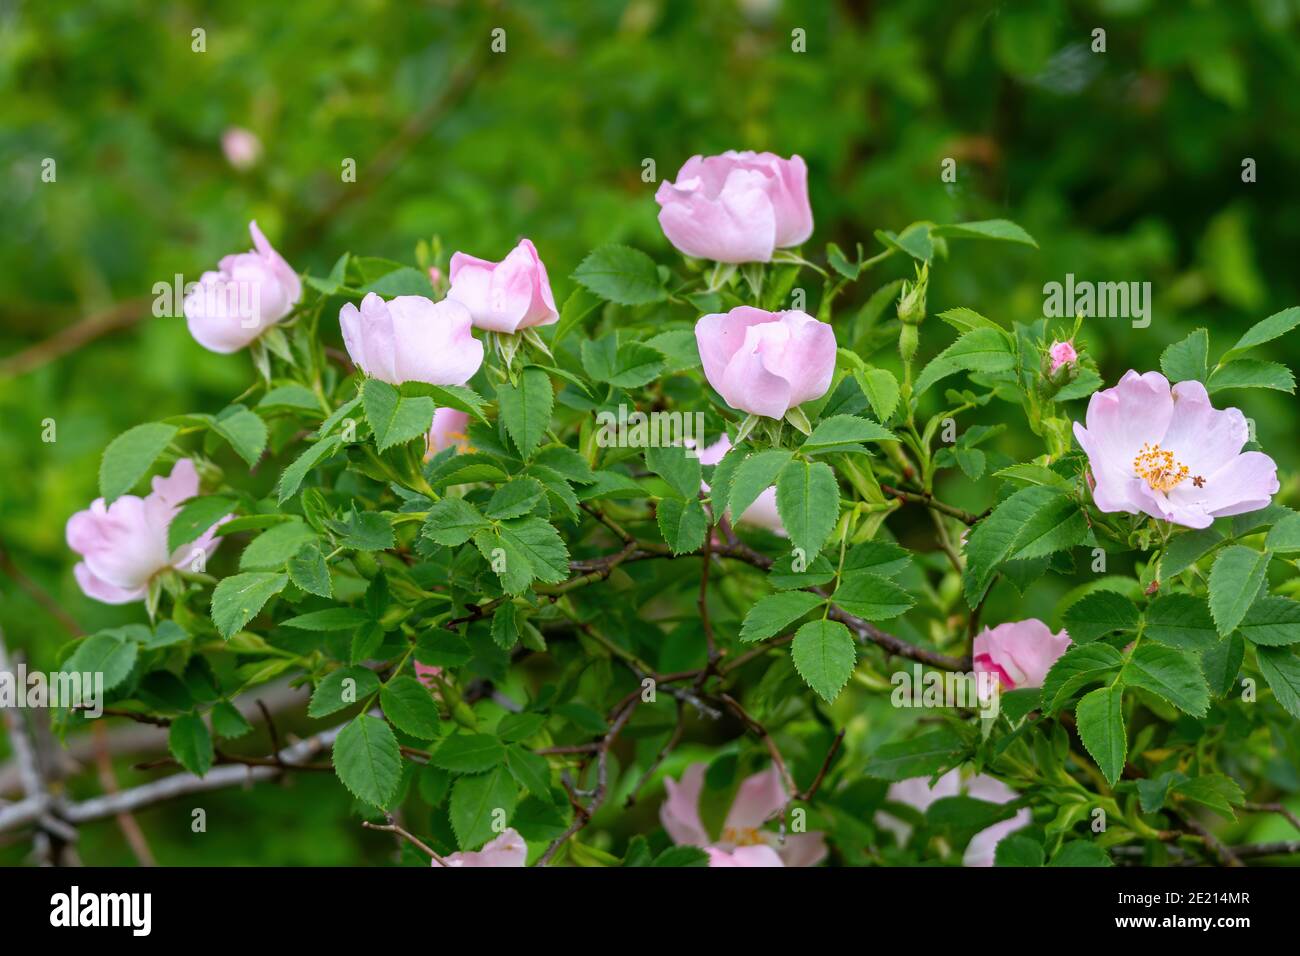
top-left (878, 770), bottom-right (1030, 867)
top-left (339, 292), bottom-right (483, 386)
top-left (184, 221), bottom-right (301, 353)
top-left (1073, 371), bottom-right (1279, 529)
top-left (695, 306), bottom-right (836, 419)
top-left (446, 238), bottom-right (558, 334)
top-left (66, 460), bottom-right (225, 604)
top-left (656, 151), bottom-right (813, 263)
top-left (426, 407), bottom-right (472, 458)
top-left (436, 827), bottom-right (527, 867)
top-left (661, 763), bottom-right (827, 866)
top-left (973, 619), bottom-right (1071, 693)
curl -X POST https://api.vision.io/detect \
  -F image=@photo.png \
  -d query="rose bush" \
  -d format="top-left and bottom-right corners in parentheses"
top-left (56, 150), bottom-right (1300, 868)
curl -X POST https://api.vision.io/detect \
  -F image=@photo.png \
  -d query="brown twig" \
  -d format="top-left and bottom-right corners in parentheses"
top-left (90, 722), bottom-right (156, 867)
top-left (0, 299), bottom-right (151, 378)
top-left (362, 817), bottom-right (448, 867)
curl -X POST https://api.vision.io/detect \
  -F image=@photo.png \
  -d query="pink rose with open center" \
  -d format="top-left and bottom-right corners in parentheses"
top-left (184, 221), bottom-right (302, 353)
top-left (973, 619), bottom-right (1071, 692)
top-left (339, 292), bottom-right (483, 386)
top-left (446, 238), bottom-right (558, 334)
top-left (436, 827), bottom-right (527, 867)
top-left (877, 769), bottom-right (1031, 867)
top-left (699, 434), bottom-right (784, 535)
top-left (656, 151), bottom-right (813, 263)
top-left (66, 459), bottom-right (225, 604)
top-left (426, 408), bottom-right (472, 458)
top-left (660, 763), bottom-right (826, 867)
top-left (1072, 371), bottom-right (1279, 529)
top-left (695, 307), bottom-right (836, 419)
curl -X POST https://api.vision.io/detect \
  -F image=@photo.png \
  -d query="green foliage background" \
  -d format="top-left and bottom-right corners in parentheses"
top-left (3, 0), bottom-right (1299, 864)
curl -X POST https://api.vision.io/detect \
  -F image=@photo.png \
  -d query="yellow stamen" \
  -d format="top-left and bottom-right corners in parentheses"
top-left (1132, 442), bottom-right (1189, 493)
top-left (720, 826), bottom-right (765, 846)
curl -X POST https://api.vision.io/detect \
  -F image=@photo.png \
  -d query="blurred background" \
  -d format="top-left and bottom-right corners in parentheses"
top-left (3, 0), bottom-right (1300, 863)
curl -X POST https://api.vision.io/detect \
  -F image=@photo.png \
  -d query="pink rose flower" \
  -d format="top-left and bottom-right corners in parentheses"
top-left (66, 460), bottom-right (225, 605)
top-left (698, 434), bottom-right (785, 535)
top-left (446, 238), bottom-right (558, 334)
top-left (660, 763), bottom-right (827, 867)
top-left (221, 127), bottom-right (262, 171)
top-left (339, 292), bottom-right (483, 386)
top-left (413, 661), bottom-right (443, 690)
top-left (436, 827), bottom-right (527, 867)
top-left (426, 408), bottom-right (472, 458)
top-left (1048, 339), bottom-right (1077, 372)
top-left (695, 307), bottom-right (836, 419)
top-left (973, 619), bottom-right (1072, 691)
top-left (184, 221), bottom-right (302, 353)
top-left (1072, 371), bottom-right (1279, 529)
top-left (878, 769), bottom-right (1031, 867)
top-left (656, 151), bottom-right (813, 263)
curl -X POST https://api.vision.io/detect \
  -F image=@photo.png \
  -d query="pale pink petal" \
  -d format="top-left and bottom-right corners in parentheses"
top-left (723, 767), bottom-right (787, 832)
top-left (973, 619), bottom-right (1071, 691)
top-left (73, 562), bottom-right (147, 605)
top-left (706, 844), bottom-right (785, 867)
top-left (438, 828), bottom-right (527, 867)
top-left (772, 831), bottom-right (827, 867)
top-left (660, 763), bottom-right (711, 846)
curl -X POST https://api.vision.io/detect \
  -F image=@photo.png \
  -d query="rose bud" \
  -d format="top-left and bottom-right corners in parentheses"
top-left (445, 238), bottom-right (558, 334)
top-left (184, 221), bottom-right (302, 353)
top-left (656, 151), bottom-right (813, 263)
top-left (973, 619), bottom-right (1072, 692)
top-left (695, 306), bottom-right (836, 419)
top-left (339, 292), bottom-right (484, 386)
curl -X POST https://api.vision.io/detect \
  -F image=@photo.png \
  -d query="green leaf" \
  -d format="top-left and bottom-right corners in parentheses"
top-left (1172, 773), bottom-right (1244, 820)
top-left (449, 765), bottom-right (518, 850)
top-left (504, 745), bottom-right (553, 799)
top-left (1160, 329), bottom-right (1209, 383)
top-left (258, 384), bottom-right (321, 412)
top-left (431, 733), bottom-right (506, 773)
top-left (399, 382), bottom-right (489, 423)
top-left (278, 434), bottom-right (343, 503)
top-left (210, 700), bottom-right (253, 739)
top-left (1236, 595), bottom-right (1300, 646)
top-left (931, 218), bottom-right (1037, 247)
top-left (491, 602), bottom-right (519, 650)
top-left (1208, 546), bottom-right (1270, 636)
top-left (210, 572), bottom-right (287, 639)
top-left (380, 676), bottom-right (441, 739)
top-left (99, 422), bottom-right (178, 503)
top-left (65, 633), bottom-right (139, 692)
top-left (1040, 643), bottom-right (1124, 713)
top-left (361, 378), bottom-right (435, 452)
top-left (1264, 512), bottom-right (1300, 553)
top-left (644, 444), bottom-right (703, 500)
top-left (994, 834), bottom-right (1045, 867)
top-left (1075, 685), bottom-right (1126, 787)
top-left (571, 244), bottom-right (666, 306)
top-left (1256, 646), bottom-right (1300, 718)
top-left (1122, 644), bottom-right (1210, 717)
top-left (283, 607), bottom-right (371, 631)
top-left (656, 497), bottom-right (708, 555)
top-left (210, 407), bottom-right (268, 467)
top-left (963, 486), bottom-right (1083, 607)
top-left (913, 327), bottom-right (1016, 399)
top-left (423, 497), bottom-right (489, 547)
top-left (855, 367), bottom-right (900, 422)
top-left (864, 727), bottom-right (967, 781)
top-left (287, 542), bottom-right (332, 598)
top-left (338, 507), bottom-right (395, 550)
top-left (801, 414), bottom-right (896, 454)
top-left (168, 713), bottom-right (214, 777)
top-left (1223, 306), bottom-right (1300, 360)
top-left (1143, 594), bottom-right (1219, 652)
top-left (332, 714), bottom-right (402, 809)
top-left (724, 449), bottom-right (792, 519)
top-left (739, 591), bottom-right (825, 643)
top-left (239, 520), bottom-right (317, 570)
top-left (1202, 633), bottom-right (1245, 697)
top-left (651, 845), bottom-right (710, 867)
top-left (1160, 528), bottom-right (1223, 578)
top-left (497, 367), bottom-right (554, 460)
top-left (775, 458), bottom-right (840, 558)
top-left (790, 619), bottom-right (856, 703)
top-left (486, 478), bottom-right (547, 520)
top-left (831, 571), bottom-right (914, 620)
top-left (474, 516), bottom-right (570, 594)
top-left (167, 495), bottom-right (234, 553)
top-left (1062, 590), bottom-right (1139, 643)
top-left (1207, 359), bottom-right (1295, 394)
top-left (1048, 842), bottom-right (1113, 867)
top-left (309, 666), bottom-right (380, 718)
